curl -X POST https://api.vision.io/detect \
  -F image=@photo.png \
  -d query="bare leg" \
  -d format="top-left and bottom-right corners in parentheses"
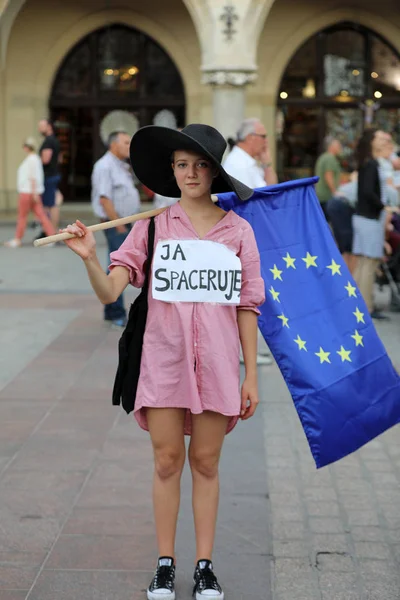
top-left (353, 254), bottom-right (363, 285)
top-left (348, 253), bottom-right (358, 275)
top-left (353, 256), bottom-right (379, 313)
top-left (32, 199), bottom-right (56, 237)
top-left (147, 408), bottom-right (186, 561)
top-left (50, 205), bottom-right (60, 231)
top-left (15, 193), bottom-right (32, 240)
top-left (189, 411), bottom-right (229, 562)
top-left (342, 252), bottom-right (357, 274)
top-left (50, 189), bottom-right (63, 231)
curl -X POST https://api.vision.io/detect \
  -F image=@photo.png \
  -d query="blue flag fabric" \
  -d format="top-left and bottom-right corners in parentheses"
top-left (217, 177), bottom-right (400, 468)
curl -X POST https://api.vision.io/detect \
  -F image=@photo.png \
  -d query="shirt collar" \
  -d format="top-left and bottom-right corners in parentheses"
top-left (170, 202), bottom-right (184, 219)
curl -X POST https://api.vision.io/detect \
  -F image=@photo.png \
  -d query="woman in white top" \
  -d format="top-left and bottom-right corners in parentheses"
top-left (5, 137), bottom-right (56, 247)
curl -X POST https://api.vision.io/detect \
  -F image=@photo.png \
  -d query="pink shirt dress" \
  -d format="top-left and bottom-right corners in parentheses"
top-left (109, 202), bottom-right (265, 435)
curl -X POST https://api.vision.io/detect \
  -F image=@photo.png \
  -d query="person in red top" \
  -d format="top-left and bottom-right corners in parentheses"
top-left (61, 124), bottom-right (265, 600)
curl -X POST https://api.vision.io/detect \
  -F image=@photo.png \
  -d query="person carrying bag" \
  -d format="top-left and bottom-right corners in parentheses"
top-left (112, 216), bottom-right (155, 413)
top-left (60, 123), bottom-right (265, 600)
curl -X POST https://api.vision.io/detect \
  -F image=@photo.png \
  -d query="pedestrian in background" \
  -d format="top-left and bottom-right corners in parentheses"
top-left (4, 137), bottom-right (55, 248)
top-left (91, 130), bottom-right (140, 327)
top-left (224, 117), bottom-right (278, 188)
top-left (38, 119), bottom-right (61, 232)
top-left (352, 129), bottom-right (388, 320)
top-left (224, 117), bottom-right (277, 366)
top-left (327, 172), bottom-right (358, 273)
top-left (315, 136), bottom-right (342, 219)
top-left (378, 133), bottom-right (399, 208)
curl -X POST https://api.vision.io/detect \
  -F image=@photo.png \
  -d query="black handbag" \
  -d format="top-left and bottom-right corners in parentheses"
top-left (112, 217), bottom-right (155, 414)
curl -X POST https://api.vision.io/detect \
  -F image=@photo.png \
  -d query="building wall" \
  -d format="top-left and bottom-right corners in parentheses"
top-left (0, 58), bottom-right (5, 209)
top-left (1, 0), bottom-right (400, 209)
top-left (0, 0), bottom-right (208, 209)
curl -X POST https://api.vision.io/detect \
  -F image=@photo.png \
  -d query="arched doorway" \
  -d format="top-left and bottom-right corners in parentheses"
top-left (50, 24), bottom-right (186, 201)
top-left (276, 22), bottom-right (400, 180)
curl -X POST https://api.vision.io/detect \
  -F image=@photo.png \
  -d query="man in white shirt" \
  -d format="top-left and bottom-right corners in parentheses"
top-left (92, 130), bottom-right (140, 327)
top-left (224, 118), bottom-right (278, 365)
top-left (223, 117), bottom-right (278, 189)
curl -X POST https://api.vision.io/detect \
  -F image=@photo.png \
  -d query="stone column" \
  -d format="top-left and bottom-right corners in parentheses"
top-left (0, 64), bottom-right (6, 211)
top-left (202, 70), bottom-right (257, 141)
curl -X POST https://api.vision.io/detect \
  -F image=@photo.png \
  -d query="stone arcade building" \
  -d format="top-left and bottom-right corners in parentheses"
top-left (1, 0), bottom-right (400, 207)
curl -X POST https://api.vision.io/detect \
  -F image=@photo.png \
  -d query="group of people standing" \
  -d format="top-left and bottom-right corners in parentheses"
top-left (9, 114), bottom-right (395, 325)
top-left (5, 119), bottom-right (62, 248)
top-left (315, 129), bottom-right (400, 320)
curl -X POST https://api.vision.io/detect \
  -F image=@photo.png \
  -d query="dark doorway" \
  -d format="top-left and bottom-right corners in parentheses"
top-left (50, 24), bottom-right (186, 201)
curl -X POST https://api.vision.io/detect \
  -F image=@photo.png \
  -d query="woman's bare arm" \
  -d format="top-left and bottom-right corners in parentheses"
top-left (63, 220), bottom-right (130, 304)
top-left (237, 309), bottom-right (259, 419)
top-left (83, 256), bottom-right (129, 304)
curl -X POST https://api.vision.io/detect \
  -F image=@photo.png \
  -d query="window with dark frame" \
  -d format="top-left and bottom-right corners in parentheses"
top-left (50, 24), bottom-right (186, 201)
top-left (276, 22), bottom-right (400, 181)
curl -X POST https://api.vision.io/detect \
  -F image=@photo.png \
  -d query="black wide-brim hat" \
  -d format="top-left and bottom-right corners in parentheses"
top-left (129, 123), bottom-right (253, 201)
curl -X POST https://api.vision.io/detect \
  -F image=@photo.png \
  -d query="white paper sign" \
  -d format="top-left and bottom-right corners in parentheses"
top-left (152, 239), bottom-right (242, 304)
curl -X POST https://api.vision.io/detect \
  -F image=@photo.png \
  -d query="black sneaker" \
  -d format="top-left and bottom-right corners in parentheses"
top-left (147, 556), bottom-right (176, 600)
top-left (193, 559), bottom-right (224, 599)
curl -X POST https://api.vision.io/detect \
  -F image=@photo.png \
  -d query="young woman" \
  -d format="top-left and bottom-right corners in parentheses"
top-left (5, 138), bottom-right (56, 247)
top-left (62, 124), bottom-right (265, 600)
top-left (352, 129), bottom-right (388, 319)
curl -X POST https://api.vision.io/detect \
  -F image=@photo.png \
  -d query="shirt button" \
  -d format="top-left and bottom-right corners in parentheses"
top-left (194, 343), bottom-right (197, 347)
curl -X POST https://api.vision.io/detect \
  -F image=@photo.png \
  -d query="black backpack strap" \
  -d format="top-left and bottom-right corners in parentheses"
top-left (142, 217), bottom-right (155, 293)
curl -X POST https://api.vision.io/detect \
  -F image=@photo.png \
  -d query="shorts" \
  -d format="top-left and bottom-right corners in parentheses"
top-left (42, 175), bottom-right (61, 208)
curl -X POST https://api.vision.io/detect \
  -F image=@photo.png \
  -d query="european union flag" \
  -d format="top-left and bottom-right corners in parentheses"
top-left (217, 177), bottom-right (400, 468)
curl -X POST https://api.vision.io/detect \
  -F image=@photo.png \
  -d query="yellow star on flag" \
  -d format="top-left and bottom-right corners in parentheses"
top-left (282, 252), bottom-right (296, 269)
top-left (345, 281), bottom-right (357, 298)
top-left (270, 264), bottom-right (283, 281)
top-left (277, 313), bottom-right (289, 328)
top-left (315, 347), bottom-right (331, 364)
top-left (270, 265), bottom-right (283, 281)
top-left (302, 252), bottom-right (318, 269)
top-left (294, 335), bottom-right (307, 351)
top-left (269, 286), bottom-right (281, 303)
top-left (351, 330), bottom-right (364, 347)
top-left (353, 307), bottom-right (365, 324)
top-left (337, 346), bottom-right (352, 362)
top-left (327, 259), bottom-right (342, 276)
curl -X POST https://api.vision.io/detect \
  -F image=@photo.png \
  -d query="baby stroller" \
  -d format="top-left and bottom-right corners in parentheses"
top-left (376, 214), bottom-right (400, 310)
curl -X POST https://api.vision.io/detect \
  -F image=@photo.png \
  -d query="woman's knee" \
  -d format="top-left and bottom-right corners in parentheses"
top-left (154, 446), bottom-right (186, 480)
top-left (189, 448), bottom-right (220, 479)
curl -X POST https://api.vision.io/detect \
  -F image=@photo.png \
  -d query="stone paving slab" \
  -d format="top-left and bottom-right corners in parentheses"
top-left (260, 311), bottom-right (400, 600)
top-left (1, 229), bottom-right (400, 599)
top-left (0, 225), bottom-right (117, 294)
top-left (0, 292), bottom-right (272, 599)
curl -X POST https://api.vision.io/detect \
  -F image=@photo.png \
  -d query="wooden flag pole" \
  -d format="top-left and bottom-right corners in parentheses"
top-left (33, 196), bottom-right (220, 247)
top-left (33, 207), bottom-right (167, 247)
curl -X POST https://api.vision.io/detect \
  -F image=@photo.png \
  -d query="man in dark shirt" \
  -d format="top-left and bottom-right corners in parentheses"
top-left (38, 119), bottom-right (61, 231)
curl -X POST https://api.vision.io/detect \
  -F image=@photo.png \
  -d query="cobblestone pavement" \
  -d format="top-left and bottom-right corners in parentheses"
top-left (0, 224), bottom-right (400, 600)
